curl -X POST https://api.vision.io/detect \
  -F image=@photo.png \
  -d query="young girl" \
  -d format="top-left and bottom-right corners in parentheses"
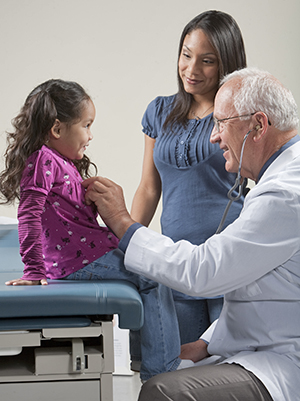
top-left (0, 79), bottom-right (183, 381)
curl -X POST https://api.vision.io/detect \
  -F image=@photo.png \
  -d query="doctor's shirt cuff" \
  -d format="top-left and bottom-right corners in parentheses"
top-left (118, 222), bottom-right (143, 253)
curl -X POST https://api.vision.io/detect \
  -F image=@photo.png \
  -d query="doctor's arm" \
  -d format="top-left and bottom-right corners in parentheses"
top-left (83, 176), bottom-right (298, 298)
top-left (180, 339), bottom-right (210, 362)
top-left (180, 320), bottom-right (217, 362)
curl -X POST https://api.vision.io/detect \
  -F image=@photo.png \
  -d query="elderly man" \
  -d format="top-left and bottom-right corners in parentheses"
top-left (83, 68), bottom-right (300, 401)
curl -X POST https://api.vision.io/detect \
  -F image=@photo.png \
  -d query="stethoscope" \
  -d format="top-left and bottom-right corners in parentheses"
top-left (215, 129), bottom-right (253, 234)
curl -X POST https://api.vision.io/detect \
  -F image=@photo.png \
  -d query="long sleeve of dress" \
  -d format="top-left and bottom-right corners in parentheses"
top-left (18, 189), bottom-right (48, 280)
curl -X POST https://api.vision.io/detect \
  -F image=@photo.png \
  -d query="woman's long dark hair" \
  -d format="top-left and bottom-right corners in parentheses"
top-left (164, 10), bottom-right (247, 131)
top-left (0, 79), bottom-right (97, 204)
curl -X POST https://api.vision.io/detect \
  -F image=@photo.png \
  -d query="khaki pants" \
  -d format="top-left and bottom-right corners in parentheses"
top-left (138, 363), bottom-right (273, 401)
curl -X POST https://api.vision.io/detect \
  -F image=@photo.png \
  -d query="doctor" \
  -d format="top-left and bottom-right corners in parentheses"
top-left (83, 67), bottom-right (300, 401)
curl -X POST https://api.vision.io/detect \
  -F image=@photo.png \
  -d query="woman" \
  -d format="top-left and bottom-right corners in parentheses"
top-left (130, 10), bottom-right (247, 360)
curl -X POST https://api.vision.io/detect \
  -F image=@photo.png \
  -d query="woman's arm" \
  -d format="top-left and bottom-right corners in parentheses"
top-left (130, 135), bottom-right (162, 227)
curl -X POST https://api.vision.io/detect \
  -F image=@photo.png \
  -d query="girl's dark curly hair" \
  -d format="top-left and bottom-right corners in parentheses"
top-left (0, 79), bottom-right (97, 204)
top-left (164, 10), bottom-right (247, 132)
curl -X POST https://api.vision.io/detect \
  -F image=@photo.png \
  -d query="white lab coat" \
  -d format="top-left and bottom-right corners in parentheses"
top-left (125, 141), bottom-right (300, 401)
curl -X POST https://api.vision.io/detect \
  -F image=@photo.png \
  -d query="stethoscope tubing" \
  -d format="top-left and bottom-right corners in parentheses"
top-left (215, 130), bottom-right (252, 234)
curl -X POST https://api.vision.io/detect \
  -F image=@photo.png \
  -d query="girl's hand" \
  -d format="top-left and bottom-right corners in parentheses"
top-left (5, 278), bottom-right (48, 286)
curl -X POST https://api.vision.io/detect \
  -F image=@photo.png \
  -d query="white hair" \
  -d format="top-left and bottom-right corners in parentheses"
top-left (221, 67), bottom-right (299, 131)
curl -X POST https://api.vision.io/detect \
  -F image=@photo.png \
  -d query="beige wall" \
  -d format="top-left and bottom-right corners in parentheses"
top-left (0, 0), bottom-right (299, 231)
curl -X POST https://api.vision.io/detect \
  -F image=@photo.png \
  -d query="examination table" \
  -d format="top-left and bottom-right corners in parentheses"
top-left (0, 222), bottom-right (144, 401)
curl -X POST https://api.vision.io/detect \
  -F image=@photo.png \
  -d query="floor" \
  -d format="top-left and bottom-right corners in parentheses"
top-left (113, 373), bottom-right (142, 401)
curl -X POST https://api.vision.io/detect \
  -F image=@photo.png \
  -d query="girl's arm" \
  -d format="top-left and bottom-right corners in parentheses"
top-left (130, 135), bottom-right (161, 227)
top-left (6, 190), bottom-right (48, 286)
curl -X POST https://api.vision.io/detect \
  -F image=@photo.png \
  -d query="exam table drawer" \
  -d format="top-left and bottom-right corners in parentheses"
top-left (0, 380), bottom-right (101, 401)
top-left (35, 345), bottom-right (104, 375)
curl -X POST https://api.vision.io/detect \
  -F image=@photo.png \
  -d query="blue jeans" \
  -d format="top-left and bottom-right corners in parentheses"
top-left (64, 248), bottom-right (181, 381)
top-left (130, 297), bottom-right (224, 365)
top-left (174, 297), bottom-right (224, 344)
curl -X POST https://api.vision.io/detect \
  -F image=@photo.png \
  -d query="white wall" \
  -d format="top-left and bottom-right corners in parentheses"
top-left (0, 0), bottom-right (299, 231)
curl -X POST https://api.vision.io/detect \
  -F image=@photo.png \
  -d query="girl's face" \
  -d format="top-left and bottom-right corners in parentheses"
top-left (178, 29), bottom-right (219, 100)
top-left (48, 99), bottom-right (95, 160)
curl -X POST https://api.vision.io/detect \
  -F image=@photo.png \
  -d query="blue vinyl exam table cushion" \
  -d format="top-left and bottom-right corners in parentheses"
top-left (0, 277), bottom-right (143, 331)
top-left (0, 223), bottom-right (143, 330)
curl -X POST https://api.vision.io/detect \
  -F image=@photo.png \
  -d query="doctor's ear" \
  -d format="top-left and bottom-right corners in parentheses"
top-left (252, 112), bottom-right (269, 142)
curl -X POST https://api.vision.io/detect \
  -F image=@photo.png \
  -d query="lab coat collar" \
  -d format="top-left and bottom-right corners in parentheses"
top-left (256, 136), bottom-right (300, 183)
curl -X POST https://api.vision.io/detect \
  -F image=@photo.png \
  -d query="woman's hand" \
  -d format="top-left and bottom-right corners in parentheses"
top-left (5, 278), bottom-right (48, 286)
top-left (180, 339), bottom-right (210, 363)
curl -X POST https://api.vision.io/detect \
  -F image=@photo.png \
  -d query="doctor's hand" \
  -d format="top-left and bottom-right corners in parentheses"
top-left (82, 176), bottom-right (136, 239)
top-left (180, 339), bottom-right (210, 363)
top-left (5, 278), bottom-right (48, 286)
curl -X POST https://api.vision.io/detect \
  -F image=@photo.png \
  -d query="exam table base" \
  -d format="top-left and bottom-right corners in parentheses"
top-left (0, 320), bottom-right (114, 401)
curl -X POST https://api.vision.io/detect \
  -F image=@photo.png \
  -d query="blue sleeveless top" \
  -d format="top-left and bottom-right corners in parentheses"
top-left (142, 95), bottom-right (244, 300)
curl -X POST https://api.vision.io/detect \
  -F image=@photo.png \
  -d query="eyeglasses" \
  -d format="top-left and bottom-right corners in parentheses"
top-left (213, 113), bottom-right (255, 133)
